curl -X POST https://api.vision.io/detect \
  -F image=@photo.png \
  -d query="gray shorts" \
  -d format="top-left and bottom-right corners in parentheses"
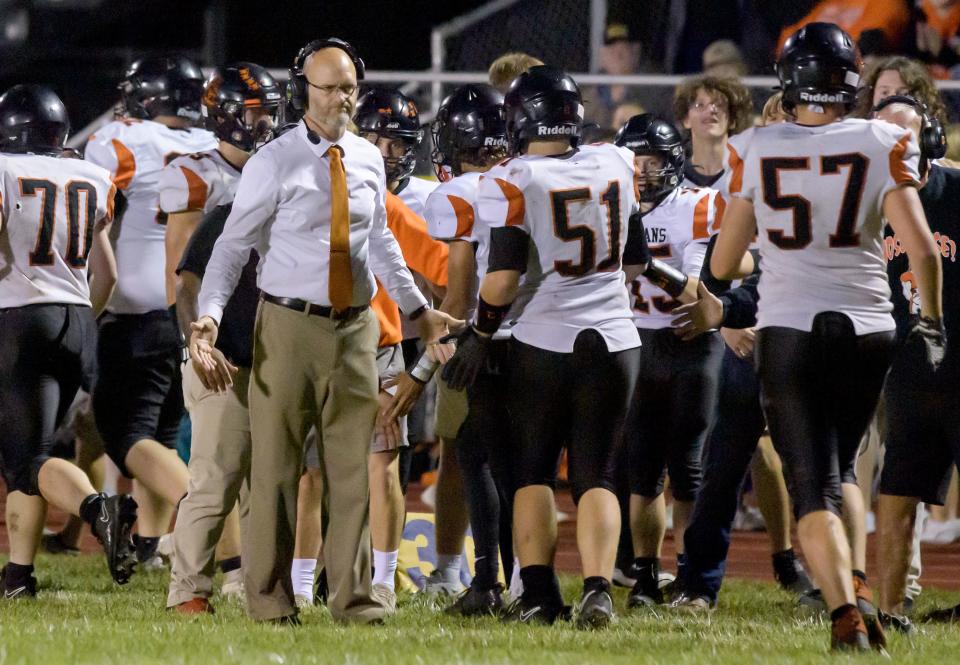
top-left (304, 344), bottom-right (408, 469)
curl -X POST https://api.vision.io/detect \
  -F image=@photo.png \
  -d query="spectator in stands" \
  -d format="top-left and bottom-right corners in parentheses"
top-left (911, 0), bottom-right (960, 75)
top-left (854, 55), bottom-right (948, 125)
top-left (777, 0), bottom-right (911, 57)
top-left (673, 75), bottom-right (753, 187)
top-left (702, 40), bottom-right (748, 79)
top-left (488, 52), bottom-right (544, 94)
top-left (759, 90), bottom-right (793, 126)
top-left (611, 102), bottom-right (646, 133)
top-left (582, 23), bottom-right (646, 130)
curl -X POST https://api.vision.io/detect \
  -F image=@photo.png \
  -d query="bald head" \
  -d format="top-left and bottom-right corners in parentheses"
top-left (303, 46), bottom-right (359, 139)
top-left (875, 102), bottom-right (923, 139)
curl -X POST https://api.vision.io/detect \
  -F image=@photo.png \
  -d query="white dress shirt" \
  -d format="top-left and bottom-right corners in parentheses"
top-left (198, 121), bottom-right (428, 324)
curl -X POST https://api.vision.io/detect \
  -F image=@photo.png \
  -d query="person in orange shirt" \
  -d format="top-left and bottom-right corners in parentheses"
top-left (296, 191), bottom-right (448, 610)
top-left (777, 1), bottom-right (911, 56)
top-left (912, 0), bottom-right (960, 72)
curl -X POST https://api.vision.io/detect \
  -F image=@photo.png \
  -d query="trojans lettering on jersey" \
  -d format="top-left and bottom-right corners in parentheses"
top-left (158, 150), bottom-right (241, 215)
top-left (725, 118), bottom-right (920, 334)
top-left (84, 117), bottom-right (216, 314)
top-left (476, 142), bottom-right (639, 353)
top-left (0, 153), bottom-right (115, 308)
top-left (631, 186), bottom-right (722, 328)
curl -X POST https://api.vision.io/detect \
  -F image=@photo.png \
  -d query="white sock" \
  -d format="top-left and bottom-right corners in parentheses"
top-left (435, 553), bottom-right (462, 585)
top-left (291, 558), bottom-right (317, 599)
top-left (372, 549), bottom-right (399, 589)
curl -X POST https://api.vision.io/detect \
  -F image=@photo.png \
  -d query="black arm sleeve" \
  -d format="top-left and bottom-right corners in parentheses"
top-left (699, 234), bottom-right (730, 295)
top-left (488, 226), bottom-right (529, 273)
top-left (718, 273), bottom-right (760, 329)
top-left (623, 211), bottom-right (651, 266)
top-left (177, 204), bottom-right (232, 278)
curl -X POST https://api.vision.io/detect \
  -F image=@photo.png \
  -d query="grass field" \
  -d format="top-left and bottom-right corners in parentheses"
top-left (2, 555), bottom-right (960, 664)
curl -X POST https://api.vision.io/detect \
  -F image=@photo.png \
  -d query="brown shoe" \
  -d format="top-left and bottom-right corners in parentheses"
top-left (174, 597), bottom-right (215, 615)
top-left (830, 604), bottom-right (869, 652)
top-left (853, 576), bottom-right (887, 653)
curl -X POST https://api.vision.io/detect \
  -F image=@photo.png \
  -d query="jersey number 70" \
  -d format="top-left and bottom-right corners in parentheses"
top-left (760, 153), bottom-right (866, 250)
top-left (21, 178), bottom-right (99, 268)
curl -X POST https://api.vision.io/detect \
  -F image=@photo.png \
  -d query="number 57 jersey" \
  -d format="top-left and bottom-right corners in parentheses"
top-left (726, 118), bottom-right (921, 334)
top-left (0, 153), bottom-right (115, 308)
top-left (476, 142), bottom-right (640, 353)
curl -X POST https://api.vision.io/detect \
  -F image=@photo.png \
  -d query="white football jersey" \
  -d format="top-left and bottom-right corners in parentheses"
top-left (476, 143), bottom-right (641, 353)
top-left (84, 118), bottom-right (216, 314)
top-left (0, 153), bottom-right (115, 308)
top-left (158, 149), bottom-right (241, 215)
top-left (395, 175), bottom-right (437, 217)
top-left (725, 118), bottom-right (920, 334)
top-left (631, 186), bottom-right (722, 329)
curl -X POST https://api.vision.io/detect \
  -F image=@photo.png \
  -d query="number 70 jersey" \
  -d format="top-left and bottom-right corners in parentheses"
top-left (0, 153), bottom-right (115, 308)
top-left (476, 142), bottom-right (641, 353)
top-left (725, 118), bottom-right (920, 334)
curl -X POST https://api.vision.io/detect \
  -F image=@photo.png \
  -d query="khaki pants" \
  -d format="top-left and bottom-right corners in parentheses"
top-left (245, 300), bottom-right (382, 622)
top-left (167, 362), bottom-right (251, 607)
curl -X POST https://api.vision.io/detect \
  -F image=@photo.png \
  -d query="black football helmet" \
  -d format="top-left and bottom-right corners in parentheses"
top-left (0, 84), bottom-right (69, 156)
top-left (504, 65), bottom-right (583, 153)
top-left (119, 55), bottom-right (205, 121)
top-left (777, 22), bottom-right (862, 111)
top-left (354, 88), bottom-right (423, 182)
top-left (430, 84), bottom-right (507, 179)
top-left (202, 62), bottom-right (282, 152)
top-left (614, 114), bottom-right (684, 203)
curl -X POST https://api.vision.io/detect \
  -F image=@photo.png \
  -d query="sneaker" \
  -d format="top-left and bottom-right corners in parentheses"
top-left (798, 588), bottom-right (827, 612)
top-left (294, 594), bottom-right (312, 609)
top-left (0, 565), bottom-right (37, 599)
top-left (90, 493), bottom-right (138, 585)
top-left (670, 592), bottom-right (715, 612)
top-left (421, 569), bottom-right (464, 597)
top-left (220, 568), bottom-right (244, 598)
top-left (156, 533), bottom-right (175, 564)
top-left (314, 567), bottom-right (328, 606)
top-left (174, 597), bottom-right (214, 615)
top-left (853, 576), bottom-right (887, 653)
top-left (773, 554), bottom-right (814, 596)
top-left (445, 583), bottom-right (504, 617)
top-left (574, 589), bottom-right (615, 629)
top-left (920, 518), bottom-right (960, 544)
top-left (879, 610), bottom-right (917, 636)
top-left (627, 579), bottom-right (664, 609)
top-left (371, 583), bottom-right (397, 614)
top-left (923, 602), bottom-right (960, 623)
top-left (41, 530), bottom-right (80, 556)
top-left (500, 594), bottom-right (570, 625)
top-left (732, 505), bottom-right (766, 532)
top-left (612, 566), bottom-right (636, 588)
top-left (831, 605), bottom-right (870, 653)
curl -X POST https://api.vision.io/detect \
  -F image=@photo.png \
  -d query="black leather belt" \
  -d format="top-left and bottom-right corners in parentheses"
top-left (262, 293), bottom-right (368, 321)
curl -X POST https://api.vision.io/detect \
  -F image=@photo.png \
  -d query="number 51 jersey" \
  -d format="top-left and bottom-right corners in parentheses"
top-left (725, 118), bottom-right (920, 334)
top-left (0, 153), bottom-right (115, 308)
top-left (476, 142), bottom-right (640, 353)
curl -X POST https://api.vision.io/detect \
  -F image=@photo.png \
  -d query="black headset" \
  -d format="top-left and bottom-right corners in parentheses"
top-left (871, 94), bottom-right (947, 161)
top-left (286, 37), bottom-right (365, 113)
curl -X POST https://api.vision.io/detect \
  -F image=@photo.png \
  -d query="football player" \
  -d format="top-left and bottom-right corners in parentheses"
top-left (0, 85), bottom-right (138, 595)
top-left (161, 61), bottom-right (282, 609)
top-left (443, 66), bottom-right (647, 628)
top-left (710, 22), bottom-right (943, 652)
top-left (85, 55), bottom-right (217, 567)
top-left (386, 84), bottom-right (515, 607)
top-left (612, 114), bottom-right (724, 609)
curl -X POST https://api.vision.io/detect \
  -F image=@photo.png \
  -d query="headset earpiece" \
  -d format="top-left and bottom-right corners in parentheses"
top-left (872, 94), bottom-right (948, 161)
top-left (286, 37), bottom-right (366, 113)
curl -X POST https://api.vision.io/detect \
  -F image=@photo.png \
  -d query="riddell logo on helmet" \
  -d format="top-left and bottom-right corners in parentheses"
top-left (799, 91), bottom-right (844, 103)
top-left (538, 126), bottom-right (574, 136)
top-left (484, 136), bottom-right (508, 146)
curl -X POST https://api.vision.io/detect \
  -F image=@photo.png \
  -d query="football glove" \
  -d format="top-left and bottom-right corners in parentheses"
top-left (441, 327), bottom-right (491, 391)
top-left (907, 315), bottom-right (947, 371)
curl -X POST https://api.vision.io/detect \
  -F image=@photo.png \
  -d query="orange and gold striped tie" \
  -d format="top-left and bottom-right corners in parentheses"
top-left (327, 145), bottom-right (353, 310)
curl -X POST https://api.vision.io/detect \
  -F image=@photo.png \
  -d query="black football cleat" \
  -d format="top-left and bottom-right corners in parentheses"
top-left (924, 602), bottom-right (960, 623)
top-left (91, 493), bottom-right (138, 585)
top-left (500, 594), bottom-right (570, 625)
top-left (627, 578), bottom-right (664, 609)
top-left (446, 583), bottom-right (504, 617)
top-left (1, 565), bottom-right (37, 599)
top-left (879, 609), bottom-right (917, 637)
top-left (314, 567), bottom-right (329, 606)
top-left (574, 589), bottom-right (615, 629)
top-left (41, 531), bottom-right (80, 556)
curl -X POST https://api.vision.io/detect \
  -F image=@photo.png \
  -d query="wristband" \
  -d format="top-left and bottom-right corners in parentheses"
top-left (408, 304), bottom-right (430, 321)
top-left (409, 352), bottom-right (440, 384)
top-left (475, 296), bottom-right (511, 335)
top-left (643, 258), bottom-right (688, 298)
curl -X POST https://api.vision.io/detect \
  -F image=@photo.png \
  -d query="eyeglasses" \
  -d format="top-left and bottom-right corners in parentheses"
top-left (306, 80), bottom-right (358, 97)
top-left (691, 100), bottom-right (728, 113)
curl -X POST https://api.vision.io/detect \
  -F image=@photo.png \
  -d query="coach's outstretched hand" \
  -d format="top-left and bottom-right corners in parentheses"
top-left (671, 281), bottom-right (723, 341)
top-left (417, 309), bottom-right (465, 362)
top-left (189, 317), bottom-right (238, 392)
top-left (908, 315), bottom-right (947, 371)
top-left (442, 327), bottom-right (491, 391)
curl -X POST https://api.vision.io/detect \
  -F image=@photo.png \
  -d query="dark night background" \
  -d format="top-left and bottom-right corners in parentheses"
top-left (0, 0), bottom-right (482, 129)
